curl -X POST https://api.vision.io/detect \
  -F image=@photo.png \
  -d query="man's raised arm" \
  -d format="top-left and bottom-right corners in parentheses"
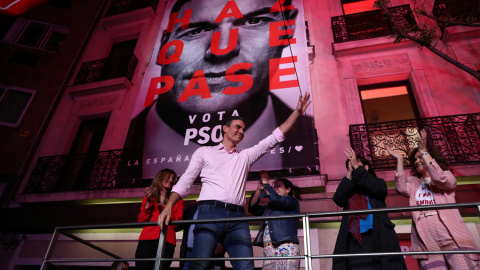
top-left (279, 92), bottom-right (311, 135)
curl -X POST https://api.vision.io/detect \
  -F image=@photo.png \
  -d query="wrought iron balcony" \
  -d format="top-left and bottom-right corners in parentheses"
top-left (432, 0), bottom-right (480, 30)
top-left (349, 113), bottom-right (480, 169)
top-left (332, 4), bottom-right (416, 43)
top-left (24, 150), bottom-right (126, 194)
top-left (72, 53), bottom-right (138, 86)
top-left (105, 0), bottom-right (160, 17)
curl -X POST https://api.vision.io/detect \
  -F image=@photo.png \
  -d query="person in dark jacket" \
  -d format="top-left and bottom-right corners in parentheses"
top-left (332, 148), bottom-right (406, 270)
top-left (248, 170), bottom-right (301, 270)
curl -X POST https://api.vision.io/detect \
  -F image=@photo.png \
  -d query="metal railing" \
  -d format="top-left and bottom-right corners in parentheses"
top-left (72, 53), bottom-right (138, 86)
top-left (40, 202), bottom-right (480, 270)
top-left (24, 150), bottom-right (123, 193)
top-left (350, 113), bottom-right (480, 169)
top-left (105, 0), bottom-right (160, 17)
top-left (432, 0), bottom-right (480, 31)
top-left (331, 4), bottom-right (416, 43)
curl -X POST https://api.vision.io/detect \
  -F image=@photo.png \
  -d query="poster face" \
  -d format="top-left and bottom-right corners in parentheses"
top-left (119, 0), bottom-right (317, 180)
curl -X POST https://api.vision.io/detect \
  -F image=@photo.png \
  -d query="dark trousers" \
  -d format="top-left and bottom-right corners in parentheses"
top-left (135, 239), bottom-right (175, 270)
top-left (346, 229), bottom-right (374, 270)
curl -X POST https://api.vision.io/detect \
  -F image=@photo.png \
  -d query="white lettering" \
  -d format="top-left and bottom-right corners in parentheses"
top-left (217, 111), bottom-right (225, 121)
top-left (211, 125), bottom-right (223, 143)
top-left (184, 128), bottom-right (198, 145)
top-left (188, 115), bottom-right (197, 124)
top-left (198, 127), bottom-right (211, 144)
top-left (202, 113), bottom-right (211, 122)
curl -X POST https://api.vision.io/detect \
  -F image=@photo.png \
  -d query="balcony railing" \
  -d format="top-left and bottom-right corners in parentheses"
top-left (41, 202), bottom-right (480, 270)
top-left (72, 53), bottom-right (138, 86)
top-left (24, 150), bottom-right (124, 194)
top-left (432, 0), bottom-right (480, 30)
top-left (105, 0), bottom-right (160, 17)
top-left (332, 4), bottom-right (416, 43)
top-left (350, 113), bottom-right (480, 169)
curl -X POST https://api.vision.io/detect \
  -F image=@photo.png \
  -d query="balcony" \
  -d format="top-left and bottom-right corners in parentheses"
top-left (72, 53), bottom-right (138, 86)
top-left (23, 150), bottom-right (129, 194)
top-left (332, 4), bottom-right (416, 43)
top-left (432, 0), bottom-right (480, 31)
top-left (105, 0), bottom-right (160, 17)
top-left (349, 113), bottom-right (480, 169)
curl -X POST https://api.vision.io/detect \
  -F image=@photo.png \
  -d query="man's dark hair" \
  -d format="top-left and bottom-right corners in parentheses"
top-left (223, 116), bottom-right (246, 128)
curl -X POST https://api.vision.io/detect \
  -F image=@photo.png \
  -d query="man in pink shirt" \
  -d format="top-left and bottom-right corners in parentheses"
top-left (158, 93), bottom-right (311, 270)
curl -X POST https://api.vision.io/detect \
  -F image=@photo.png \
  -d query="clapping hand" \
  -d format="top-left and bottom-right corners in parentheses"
top-left (386, 146), bottom-right (403, 160)
top-left (418, 129), bottom-right (428, 152)
top-left (344, 148), bottom-right (360, 169)
top-left (259, 170), bottom-right (270, 195)
top-left (144, 186), bottom-right (153, 209)
top-left (259, 170), bottom-right (269, 185)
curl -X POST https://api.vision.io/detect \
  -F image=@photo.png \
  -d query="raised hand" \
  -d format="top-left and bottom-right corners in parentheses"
top-left (418, 129), bottom-right (428, 152)
top-left (259, 170), bottom-right (269, 184)
top-left (296, 92), bottom-right (311, 115)
top-left (344, 148), bottom-right (359, 169)
top-left (386, 146), bottom-right (405, 174)
top-left (386, 146), bottom-right (403, 160)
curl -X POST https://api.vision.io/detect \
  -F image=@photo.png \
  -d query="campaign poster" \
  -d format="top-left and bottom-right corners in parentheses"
top-left (119, 0), bottom-right (317, 180)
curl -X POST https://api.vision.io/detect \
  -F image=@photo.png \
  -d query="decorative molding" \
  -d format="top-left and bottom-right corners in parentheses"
top-left (352, 55), bottom-right (410, 74)
top-left (79, 95), bottom-right (117, 110)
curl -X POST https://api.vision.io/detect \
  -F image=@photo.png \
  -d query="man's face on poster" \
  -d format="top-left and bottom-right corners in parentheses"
top-left (159, 0), bottom-right (297, 115)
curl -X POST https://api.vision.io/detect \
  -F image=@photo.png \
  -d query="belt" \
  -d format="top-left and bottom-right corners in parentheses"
top-left (199, 200), bottom-right (244, 212)
top-left (419, 211), bottom-right (438, 218)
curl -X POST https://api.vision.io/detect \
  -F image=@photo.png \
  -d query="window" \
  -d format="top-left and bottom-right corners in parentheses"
top-left (0, 86), bottom-right (35, 127)
top-left (2, 18), bottom-right (69, 52)
top-left (359, 81), bottom-right (420, 159)
top-left (70, 117), bottom-right (110, 154)
top-left (342, 0), bottom-right (379, 15)
top-left (104, 39), bottom-right (138, 79)
top-left (359, 81), bottom-right (419, 124)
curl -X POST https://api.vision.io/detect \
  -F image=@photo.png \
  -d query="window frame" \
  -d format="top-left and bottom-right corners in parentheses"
top-left (358, 80), bottom-right (421, 124)
top-left (2, 18), bottom-right (69, 52)
top-left (0, 86), bottom-right (36, 127)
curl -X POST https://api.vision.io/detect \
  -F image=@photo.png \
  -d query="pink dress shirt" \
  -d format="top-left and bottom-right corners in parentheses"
top-left (395, 159), bottom-right (479, 260)
top-left (172, 128), bottom-right (285, 205)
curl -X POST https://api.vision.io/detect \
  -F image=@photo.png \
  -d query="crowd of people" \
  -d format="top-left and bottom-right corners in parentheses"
top-left (129, 93), bottom-right (479, 270)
